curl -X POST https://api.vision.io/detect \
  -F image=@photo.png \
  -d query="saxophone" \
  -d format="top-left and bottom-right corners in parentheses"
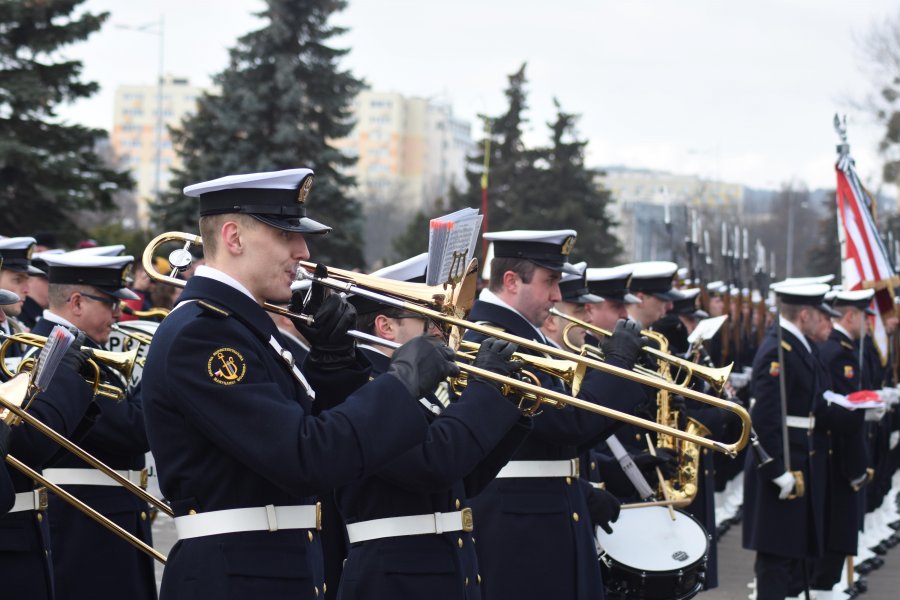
top-left (644, 330), bottom-right (711, 504)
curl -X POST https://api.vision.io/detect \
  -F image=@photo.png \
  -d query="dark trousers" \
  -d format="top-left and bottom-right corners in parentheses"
top-left (755, 552), bottom-right (809, 600)
top-left (810, 551), bottom-right (846, 590)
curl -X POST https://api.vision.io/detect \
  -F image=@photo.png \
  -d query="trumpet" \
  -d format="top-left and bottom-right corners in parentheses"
top-left (549, 308), bottom-right (733, 394)
top-left (142, 232), bottom-right (751, 457)
top-left (0, 333), bottom-right (139, 401)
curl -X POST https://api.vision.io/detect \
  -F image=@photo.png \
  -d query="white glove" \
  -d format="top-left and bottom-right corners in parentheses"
top-left (878, 388), bottom-right (899, 405)
top-left (890, 431), bottom-right (900, 450)
top-left (865, 404), bottom-right (887, 422)
top-left (822, 390), bottom-right (846, 406)
top-left (772, 471), bottom-right (796, 500)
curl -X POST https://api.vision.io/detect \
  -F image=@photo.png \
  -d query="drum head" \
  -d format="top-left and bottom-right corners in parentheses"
top-left (598, 506), bottom-right (708, 571)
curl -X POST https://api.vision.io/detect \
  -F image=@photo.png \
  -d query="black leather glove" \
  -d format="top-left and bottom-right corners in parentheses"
top-left (387, 336), bottom-right (460, 399)
top-left (601, 319), bottom-right (645, 370)
top-left (0, 421), bottom-right (10, 458)
top-left (470, 338), bottom-right (523, 391)
top-left (587, 488), bottom-right (621, 534)
top-left (632, 447), bottom-right (677, 480)
top-left (290, 268), bottom-right (357, 368)
top-left (59, 333), bottom-right (89, 375)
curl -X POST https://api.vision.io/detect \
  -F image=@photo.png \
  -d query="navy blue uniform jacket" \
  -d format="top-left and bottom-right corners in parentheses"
top-left (815, 327), bottom-right (867, 555)
top-left (0, 340), bottom-right (98, 600)
top-left (463, 299), bottom-right (644, 600)
top-left (336, 346), bottom-right (531, 599)
top-left (29, 316), bottom-right (157, 600)
top-left (742, 325), bottom-right (858, 558)
top-left (142, 276), bottom-right (433, 600)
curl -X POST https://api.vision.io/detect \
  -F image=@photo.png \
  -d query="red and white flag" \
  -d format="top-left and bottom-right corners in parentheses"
top-left (835, 151), bottom-right (898, 361)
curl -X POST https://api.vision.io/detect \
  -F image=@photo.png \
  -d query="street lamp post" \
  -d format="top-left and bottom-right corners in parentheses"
top-left (116, 15), bottom-right (165, 224)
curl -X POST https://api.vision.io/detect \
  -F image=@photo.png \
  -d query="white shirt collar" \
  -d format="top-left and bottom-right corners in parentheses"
top-left (833, 323), bottom-right (853, 341)
top-left (193, 265), bottom-right (257, 304)
top-left (42, 310), bottom-right (78, 331)
top-left (779, 316), bottom-right (811, 353)
top-left (478, 288), bottom-right (548, 343)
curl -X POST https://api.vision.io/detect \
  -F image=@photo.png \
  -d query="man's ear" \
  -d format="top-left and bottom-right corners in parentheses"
top-left (501, 270), bottom-right (520, 294)
top-left (220, 220), bottom-right (243, 256)
top-left (374, 314), bottom-right (395, 341)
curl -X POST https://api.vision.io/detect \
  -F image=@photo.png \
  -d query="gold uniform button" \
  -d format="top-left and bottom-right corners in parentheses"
top-left (566, 477), bottom-right (572, 485)
top-left (314, 586), bottom-right (319, 597)
top-left (140, 512), bottom-right (147, 521)
top-left (455, 499), bottom-right (461, 509)
top-left (591, 462), bottom-right (597, 470)
top-left (458, 537), bottom-right (464, 548)
top-left (323, 583), bottom-right (327, 593)
top-left (465, 577), bottom-right (469, 586)
top-left (36, 513), bottom-right (43, 522)
top-left (635, 434), bottom-right (641, 441)
top-left (572, 512), bottom-right (580, 522)
top-left (308, 530), bottom-right (314, 542)
top-left (188, 509), bottom-right (197, 515)
top-left (478, 574), bottom-right (482, 584)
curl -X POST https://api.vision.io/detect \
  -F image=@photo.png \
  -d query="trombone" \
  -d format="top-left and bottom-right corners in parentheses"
top-left (142, 232), bottom-right (751, 457)
top-left (0, 373), bottom-right (168, 563)
top-left (548, 308), bottom-right (733, 394)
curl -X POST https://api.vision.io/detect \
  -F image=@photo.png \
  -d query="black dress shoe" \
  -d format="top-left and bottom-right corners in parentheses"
top-left (855, 561), bottom-right (873, 575)
top-left (870, 556), bottom-right (885, 569)
top-left (854, 579), bottom-right (868, 594)
top-left (870, 542), bottom-right (887, 555)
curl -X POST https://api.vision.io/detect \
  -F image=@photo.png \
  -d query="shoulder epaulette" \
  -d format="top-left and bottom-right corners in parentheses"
top-left (840, 341), bottom-right (854, 351)
top-left (197, 300), bottom-right (231, 318)
top-left (780, 340), bottom-right (792, 352)
top-left (474, 321), bottom-right (507, 334)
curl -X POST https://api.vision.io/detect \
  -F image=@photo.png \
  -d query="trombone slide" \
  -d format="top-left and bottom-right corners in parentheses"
top-left (5, 455), bottom-right (165, 564)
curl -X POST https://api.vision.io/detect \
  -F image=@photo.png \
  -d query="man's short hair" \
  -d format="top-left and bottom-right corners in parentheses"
top-left (356, 307), bottom-right (407, 336)
top-left (199, 213), bottom-right (258, 258)
top-left (781, 304), bottom-right (807, 322)
top-left (48, 284), bottom-right (89, 310)
top-left (488, 257), bottom-right (537, 292)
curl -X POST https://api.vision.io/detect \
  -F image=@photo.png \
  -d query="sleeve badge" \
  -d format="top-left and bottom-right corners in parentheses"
top-left (769, 361), bottom-right (780, 377)
top-left (844, 365), bottom-right (855, 379)
top-left (208, 347), bottom-right (247, 385)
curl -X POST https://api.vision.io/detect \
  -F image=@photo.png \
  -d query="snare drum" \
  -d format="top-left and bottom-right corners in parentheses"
top-left (597, 506), bottom-right (709, 600)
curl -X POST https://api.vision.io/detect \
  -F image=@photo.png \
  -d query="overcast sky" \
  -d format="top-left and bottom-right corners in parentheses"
top-left (60, 0), bottom-right (899, 194)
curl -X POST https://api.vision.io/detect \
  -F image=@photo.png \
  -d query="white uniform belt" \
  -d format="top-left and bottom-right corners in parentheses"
top-left (9, 488), bottom-right (48, 513)
top-left (174, 503), bottom-right (321, 540)
top-left (346, 508), bottom-right (474, 544)
top-left (495, 458), bottom-right (580, 478)
top-left (785, 415), bottom-right (815, 429)
top-left (43, 468), bottom-right (148, 489)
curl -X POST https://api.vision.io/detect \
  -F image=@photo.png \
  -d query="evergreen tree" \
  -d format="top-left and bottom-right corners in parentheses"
top-left (0, 1), bottom-right (132, 240)
top-left (152, 0), bottom-right (365, 267)
top-left (525, 100), bottom-right (622, 265)
top-left (806, 190), bottom-right (841, 277)
top-left (449, 63), bottom-right (543, 260)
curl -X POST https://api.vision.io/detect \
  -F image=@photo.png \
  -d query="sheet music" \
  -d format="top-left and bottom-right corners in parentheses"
top-left (427, 208), bottom-right (482, 285)
top-left (33, 325), bottom-right (75, 392)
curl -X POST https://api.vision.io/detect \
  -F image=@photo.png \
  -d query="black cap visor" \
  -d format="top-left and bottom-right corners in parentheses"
top-left (817, 303), bottom-right (841, 318)
top-left (529, 259), bottom-right (580, 275)
top-left (0, 289), bottom-right (20, 305)
top-left (649, 289), bottom-right (683, 301)
top-left (96, 286), bottom-right (140, 301)
top-left (562, 291), bottom-right (604, 305)
top-left (252, 214), bottom-right (332, 235)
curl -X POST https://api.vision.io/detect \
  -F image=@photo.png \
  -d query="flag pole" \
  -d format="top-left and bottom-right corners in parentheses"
top-left (480, 117), bottom-right (492, 263)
